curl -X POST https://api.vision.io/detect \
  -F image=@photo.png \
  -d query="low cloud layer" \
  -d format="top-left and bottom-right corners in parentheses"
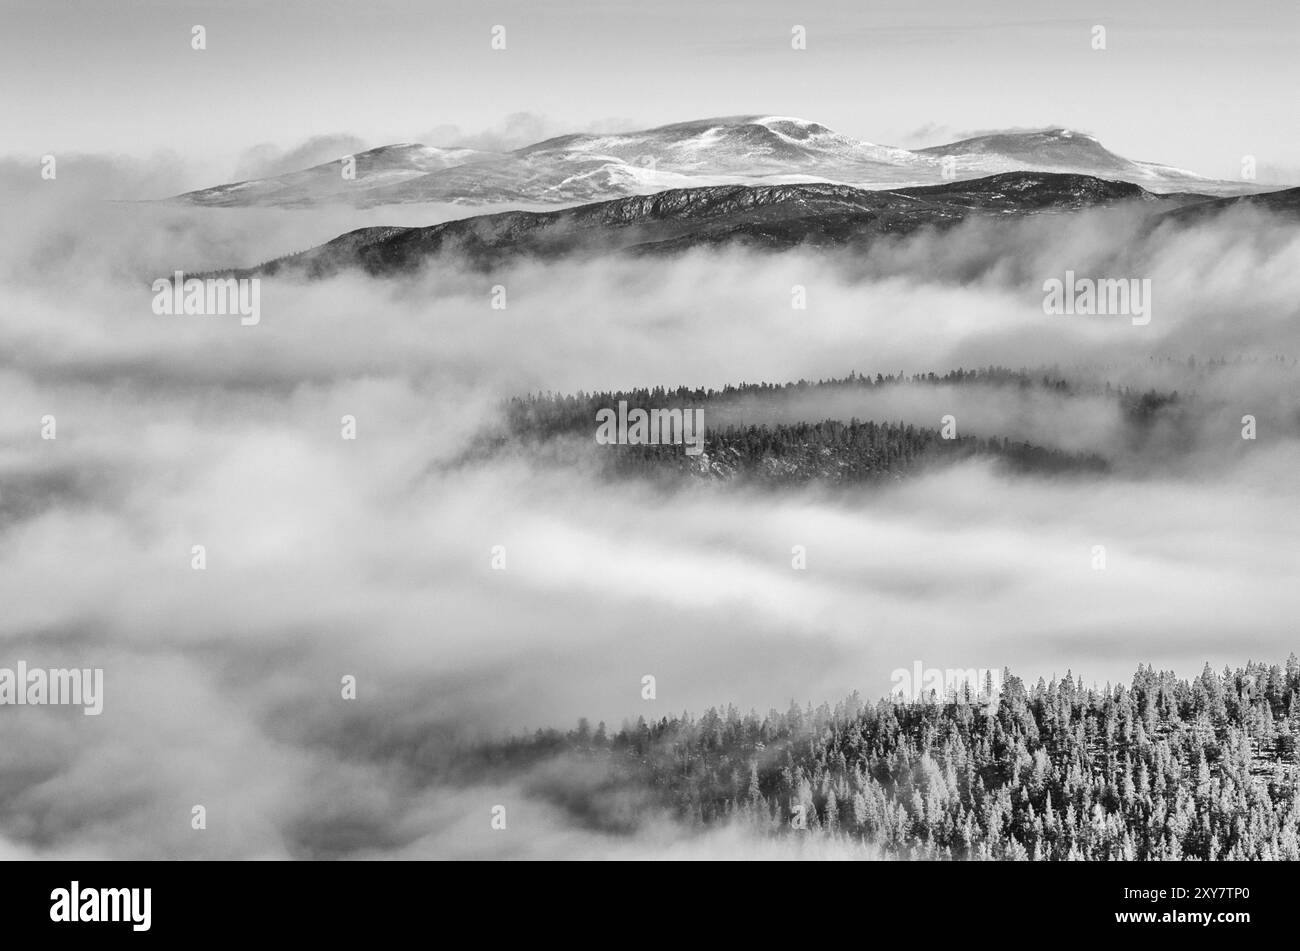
top-left (1, 154), bottom-right (1297, 857)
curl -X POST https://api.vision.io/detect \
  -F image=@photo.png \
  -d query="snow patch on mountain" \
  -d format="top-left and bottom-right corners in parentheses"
top-left (170, 117), bottom-right (1253, 209)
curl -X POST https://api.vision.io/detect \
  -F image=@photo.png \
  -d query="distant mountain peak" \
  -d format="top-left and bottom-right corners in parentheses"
top-left (747, 115), bottom-right (834, 134)
top-left (170, 116), bottom-right (1252, 209)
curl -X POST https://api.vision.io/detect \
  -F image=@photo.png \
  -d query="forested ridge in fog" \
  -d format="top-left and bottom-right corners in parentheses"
top-left (452, 659), bottom-right (1300, 860)
top-left (467, 367), bottom-right (1217, 483)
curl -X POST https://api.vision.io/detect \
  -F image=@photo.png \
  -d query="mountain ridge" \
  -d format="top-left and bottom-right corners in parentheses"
top-left (217, 171), bottom-right (1211, 279)
top-left (207, 170), bottom-right (1300, 280)
top-left (172, 116), bottom-right (1262, 210)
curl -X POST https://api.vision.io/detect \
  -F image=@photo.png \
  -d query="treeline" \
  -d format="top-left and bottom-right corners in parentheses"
top-left (470, 659), bottom-right (1300, 860)
top-left (503, 366), bottom-right (1154, 439)
top-left (488, 367), bottom-right (1128, 482)
top-left (607, 419), bottom-right (1107, 483)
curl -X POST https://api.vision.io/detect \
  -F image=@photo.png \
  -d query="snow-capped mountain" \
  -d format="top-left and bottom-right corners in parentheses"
top-left (173, 116), bottom-right (1248, 209)
top-left (514, 115), bottom-right (926, 176)
top-left (180, 143), bottom-right (502, 207)
top-left (915, 128), bottom-right (1212, 191)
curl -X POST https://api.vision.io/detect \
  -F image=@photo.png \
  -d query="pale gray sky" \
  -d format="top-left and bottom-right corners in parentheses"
top-left (3, 0), bottom-right (1297, 180)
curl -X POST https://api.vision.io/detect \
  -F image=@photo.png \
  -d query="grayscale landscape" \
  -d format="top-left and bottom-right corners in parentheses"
top-left (1, 0), bottom-right (1298, 863)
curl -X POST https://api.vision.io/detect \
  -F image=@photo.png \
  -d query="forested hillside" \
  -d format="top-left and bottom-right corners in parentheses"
top-left (461, 659), bottom-right (1300, 860)
top-left (477, 368), bottom-right (1159, 483)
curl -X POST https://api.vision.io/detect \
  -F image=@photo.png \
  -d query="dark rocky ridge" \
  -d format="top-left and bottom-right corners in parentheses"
top-left (229, 172), bottom-right (1176, 278)
top-left (222, 172), bottom-right (1299, 280)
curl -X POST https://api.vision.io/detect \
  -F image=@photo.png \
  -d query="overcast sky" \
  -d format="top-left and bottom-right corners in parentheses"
top-left (3, 0), bottom-right (1296, 181)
